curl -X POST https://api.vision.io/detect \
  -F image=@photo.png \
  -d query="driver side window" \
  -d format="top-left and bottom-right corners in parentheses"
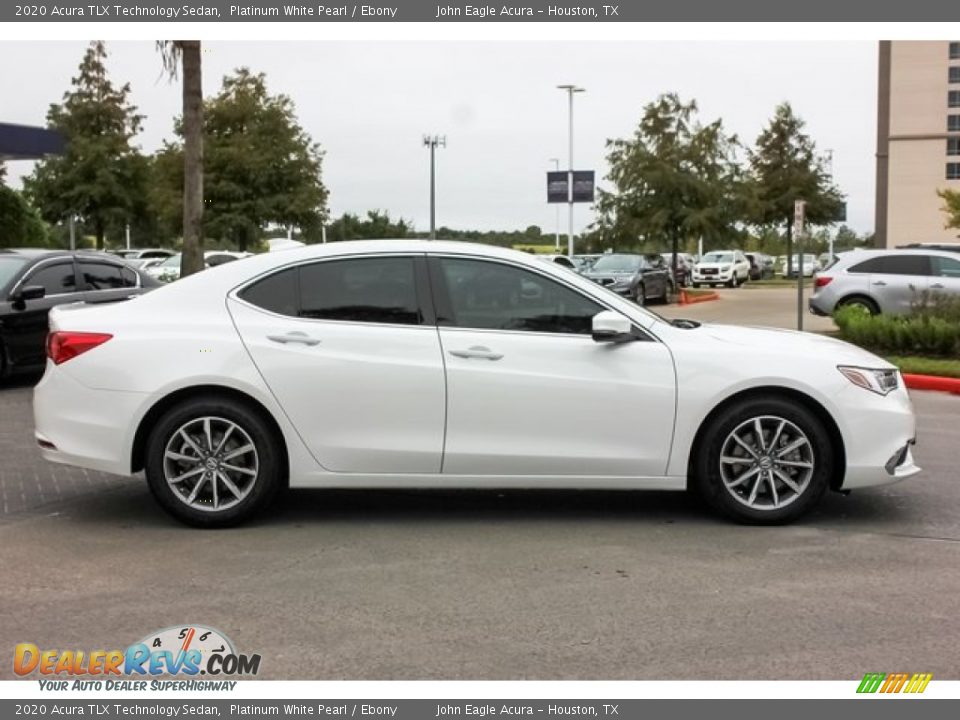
top-left (436, 257), bottom-right (603, 335)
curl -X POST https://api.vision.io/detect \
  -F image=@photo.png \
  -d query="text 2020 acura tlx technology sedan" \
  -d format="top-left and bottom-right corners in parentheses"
top-left (33, 241), bottom-right (920, 527)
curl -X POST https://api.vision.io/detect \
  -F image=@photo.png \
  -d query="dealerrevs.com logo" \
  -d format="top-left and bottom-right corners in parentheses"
top-left (14, 625), bottom-right (261, 687)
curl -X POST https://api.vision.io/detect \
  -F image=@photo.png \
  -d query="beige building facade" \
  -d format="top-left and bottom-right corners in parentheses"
top-left (875, 40), bottom-right (960, 247)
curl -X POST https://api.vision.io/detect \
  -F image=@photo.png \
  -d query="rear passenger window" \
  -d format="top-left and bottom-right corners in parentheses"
top-left (79, 262), bottom-right (136, 290)
top-left (299, 257), bottom-right (421, 325)
top-left (239, 258), bottom-right (422, 326)
top-left (848, 255), bottom-right (930, 276)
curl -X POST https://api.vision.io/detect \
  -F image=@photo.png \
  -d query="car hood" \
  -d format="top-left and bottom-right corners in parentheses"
top-left (695, 262), bottom-right (733, 269)
top-left (694, 323), bottom-right (893, 368)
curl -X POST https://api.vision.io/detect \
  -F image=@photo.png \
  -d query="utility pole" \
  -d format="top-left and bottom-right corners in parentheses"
top-left (423, 134), bottom-right (446, 239)
top-left (557, 85), bottom-right (584, 257)
top-left (825, 149), bottom-right (835, 264)
top-left (549, 158), bottom-right (561, 250)
top-left (795, 199), bottom-right (807, 331)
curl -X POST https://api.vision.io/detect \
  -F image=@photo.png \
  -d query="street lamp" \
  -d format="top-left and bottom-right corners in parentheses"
top-left (549, 157), bottom-right (561, 250)
top-left (423, 134), bottom-right (446, 240)
top-left (557, 84), bottom-right (585, 257)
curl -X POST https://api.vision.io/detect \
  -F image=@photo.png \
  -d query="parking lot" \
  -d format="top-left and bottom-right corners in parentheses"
top-left (1, 287), bottom-right (958, 680)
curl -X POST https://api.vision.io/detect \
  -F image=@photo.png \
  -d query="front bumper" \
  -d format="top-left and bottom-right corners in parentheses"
top-left (692, 272), bottom-right (732, 283)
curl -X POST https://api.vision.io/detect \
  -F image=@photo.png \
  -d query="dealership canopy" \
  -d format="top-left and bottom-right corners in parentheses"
top-left (0, 122), bottom-right (64, 161)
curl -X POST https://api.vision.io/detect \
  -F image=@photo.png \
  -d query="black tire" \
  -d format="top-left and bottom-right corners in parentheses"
top-left (633, 283), bottom-right (645, 306)
top-left (144, 395), bottom-right (284, 528)
top-left (659, 281), bottom-right (671, 304)
top-left (727, 274), bottom-right (739, 288)
top-left (692, 395), bottom-right (832, 525)
top-left (692, 282), bottom-right (701, 289)
top-left (838, 296), bottom-right (880, 316)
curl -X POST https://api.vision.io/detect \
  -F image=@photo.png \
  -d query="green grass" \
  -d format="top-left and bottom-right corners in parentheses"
top-left (885, 355), bottom-right (960, 379)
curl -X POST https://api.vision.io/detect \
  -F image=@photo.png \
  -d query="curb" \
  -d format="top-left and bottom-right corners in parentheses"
top-left (679, 289), bottom-right (720, 305)
top-left (902, 373), bottom-right (960, 395)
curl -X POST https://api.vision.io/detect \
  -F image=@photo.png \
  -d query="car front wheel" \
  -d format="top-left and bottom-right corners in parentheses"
top-left (144, 396), bottom-right (284, 527)
top-left (692, 396), bottom-right (832, 524)
top-left (633, 283), bottom-right (645, 305)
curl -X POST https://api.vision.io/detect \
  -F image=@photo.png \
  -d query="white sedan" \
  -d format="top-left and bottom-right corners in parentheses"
top-left (33, 241), bottom-right (920, 527)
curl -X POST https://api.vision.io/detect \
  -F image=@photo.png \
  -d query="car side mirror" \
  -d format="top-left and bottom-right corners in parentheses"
top-left (12, 285), bottom-right (45, 303)
top-left (592, 311), bottom-right (635, 343)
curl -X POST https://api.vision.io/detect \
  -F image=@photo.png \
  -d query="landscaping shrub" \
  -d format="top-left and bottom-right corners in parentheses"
top-left (833, 304), bottom-right (960, 358)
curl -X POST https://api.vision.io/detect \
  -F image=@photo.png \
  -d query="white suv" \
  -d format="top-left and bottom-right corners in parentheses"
top-left (692, 250), bottom-right (751, 288)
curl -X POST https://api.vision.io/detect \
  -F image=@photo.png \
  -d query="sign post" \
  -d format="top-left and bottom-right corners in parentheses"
top-left (794, 199), bottom-right (806, 331)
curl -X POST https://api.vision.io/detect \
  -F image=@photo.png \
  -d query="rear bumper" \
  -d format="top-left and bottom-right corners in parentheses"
top-left (33, 362), bottom-right (145, 476)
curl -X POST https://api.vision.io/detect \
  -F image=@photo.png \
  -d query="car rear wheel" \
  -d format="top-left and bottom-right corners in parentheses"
top-left (839, 296), bottom-right (880, 315)
top-left (692, 396), bottom-right (832, 524)
top-left (144, 396), bottom-right (283, 527)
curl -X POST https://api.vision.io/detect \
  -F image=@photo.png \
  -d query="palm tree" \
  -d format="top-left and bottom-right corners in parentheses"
top-left (157, 41), bottom-right (204, 277)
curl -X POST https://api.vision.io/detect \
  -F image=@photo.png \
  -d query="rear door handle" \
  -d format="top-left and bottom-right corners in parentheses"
top-left (449, 346), bottom-right (503, 361)
top-left (872, 280), bottom-right (887, 286)
top-left (931, 283), bottom-right (945, 289)
top-left (267, 331), bottom-right (321, 346)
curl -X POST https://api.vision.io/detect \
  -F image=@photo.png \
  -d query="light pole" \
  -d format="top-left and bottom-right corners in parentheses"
top-left (423, 134), bottom-right (446, 239)
top-left (557, 84), bottom-right (584, 257)
top-left (825, 148), bottom-right (835, 263)
top-left (549, 158), bottom-right (561, 250)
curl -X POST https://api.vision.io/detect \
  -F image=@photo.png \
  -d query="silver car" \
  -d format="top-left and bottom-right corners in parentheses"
top-left (809, 248), bottom-right (960, 316)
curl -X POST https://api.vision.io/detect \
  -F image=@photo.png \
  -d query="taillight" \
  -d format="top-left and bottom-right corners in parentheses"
top-left (46, 332), bottom-right (113, 365)
top-left (814, 276), bottom-right (833, 288)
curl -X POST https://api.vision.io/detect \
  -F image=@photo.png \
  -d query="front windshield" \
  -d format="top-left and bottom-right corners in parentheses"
top-left (700, 252), bottom-right (733, 263)
top-left (0, 256), bottom-right (28, 291)
top-left (159, 254), bottom-right (181, 268)
top-left (591, 255), bottom-right (643, 272)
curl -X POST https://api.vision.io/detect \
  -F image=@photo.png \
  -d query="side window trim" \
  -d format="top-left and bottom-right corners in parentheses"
top-left (426, 253), bottom-right (653, 341)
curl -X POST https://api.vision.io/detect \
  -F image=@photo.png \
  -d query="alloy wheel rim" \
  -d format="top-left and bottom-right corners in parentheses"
top-left (718, 415), bottom-right (814, 510)
top-left (162, 416), bottom-right (259, 513)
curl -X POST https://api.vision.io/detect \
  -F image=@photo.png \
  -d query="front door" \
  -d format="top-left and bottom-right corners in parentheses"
top-left (430, 256), bottom-right (677, 477)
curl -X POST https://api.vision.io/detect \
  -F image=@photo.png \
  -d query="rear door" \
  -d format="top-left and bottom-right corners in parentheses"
top-left (870, 254), bottom-right (930, 313)
top-left (228, 254), bottom-right (446, 474)
top-left (2, 259), bottom-right (80, 369)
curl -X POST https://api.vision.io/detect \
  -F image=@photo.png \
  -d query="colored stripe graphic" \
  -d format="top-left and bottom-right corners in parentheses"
top-left (857, 672), bottom-right (932, 694)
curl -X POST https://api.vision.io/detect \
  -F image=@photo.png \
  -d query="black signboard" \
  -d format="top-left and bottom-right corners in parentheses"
top-left (547, 170), bottom-right (595, 203)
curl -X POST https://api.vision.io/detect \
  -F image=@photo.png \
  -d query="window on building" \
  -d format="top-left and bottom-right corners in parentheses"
top-left (950, 115), bottom-right (960, 132)
top-left (950, 138), bottom-right (960, 157)
top-left (951, 66), bottom-right (960, 84)
top-left (951, 42), bottom-right (960, 60)
top-left (951, 91), bottom-right (960, 108)
top-left (948, 163), bottom-right (960, 180)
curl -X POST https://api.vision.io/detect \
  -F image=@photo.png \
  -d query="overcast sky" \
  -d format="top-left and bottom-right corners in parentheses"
top-left (0, 41), bottom-right (878, 236)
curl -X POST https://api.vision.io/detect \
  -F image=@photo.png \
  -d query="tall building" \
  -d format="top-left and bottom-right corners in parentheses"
top-left (875, 40), bottom-right (960, 247)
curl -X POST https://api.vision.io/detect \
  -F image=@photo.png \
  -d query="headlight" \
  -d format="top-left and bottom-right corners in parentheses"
top-left (721, 265), bottom-right (731, 272)
top-left (837, 366), bottom-right (900, 396)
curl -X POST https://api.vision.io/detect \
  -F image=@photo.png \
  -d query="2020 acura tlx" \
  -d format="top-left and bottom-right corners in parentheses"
top-left (33, 241), bottom-right (920, 527)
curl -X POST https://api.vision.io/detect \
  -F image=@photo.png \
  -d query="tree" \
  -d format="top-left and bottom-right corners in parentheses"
top-left (0, 186), bottom-right (49, 247)
top-left (156, 68), bottom-right (328, 251)
top-left (23, 41), bottom-right (145, 250)
top-left (158, 40), bottom-right (204, 277)
top-left (595, 94), bottom-right (743, 277)
top-left (938, 189), bottom-right (960, 236)
top-left (326, 210), bottom-right (409, 242)
top-left (0, 163), bottom-right (6, 185)
top-left (746, 103), bottom-right (844, 276)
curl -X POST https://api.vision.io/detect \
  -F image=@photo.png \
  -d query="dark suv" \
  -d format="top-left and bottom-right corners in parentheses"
top-left (0, 249), bottom-right (160, 377)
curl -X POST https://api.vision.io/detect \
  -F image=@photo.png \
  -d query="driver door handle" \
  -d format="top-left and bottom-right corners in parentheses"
top-left (267, 331), bottom-right (321, 346)
top-left (449, 346), bottom-right (504, 361)
top-left (872, 280), bottom-right (887, 286)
